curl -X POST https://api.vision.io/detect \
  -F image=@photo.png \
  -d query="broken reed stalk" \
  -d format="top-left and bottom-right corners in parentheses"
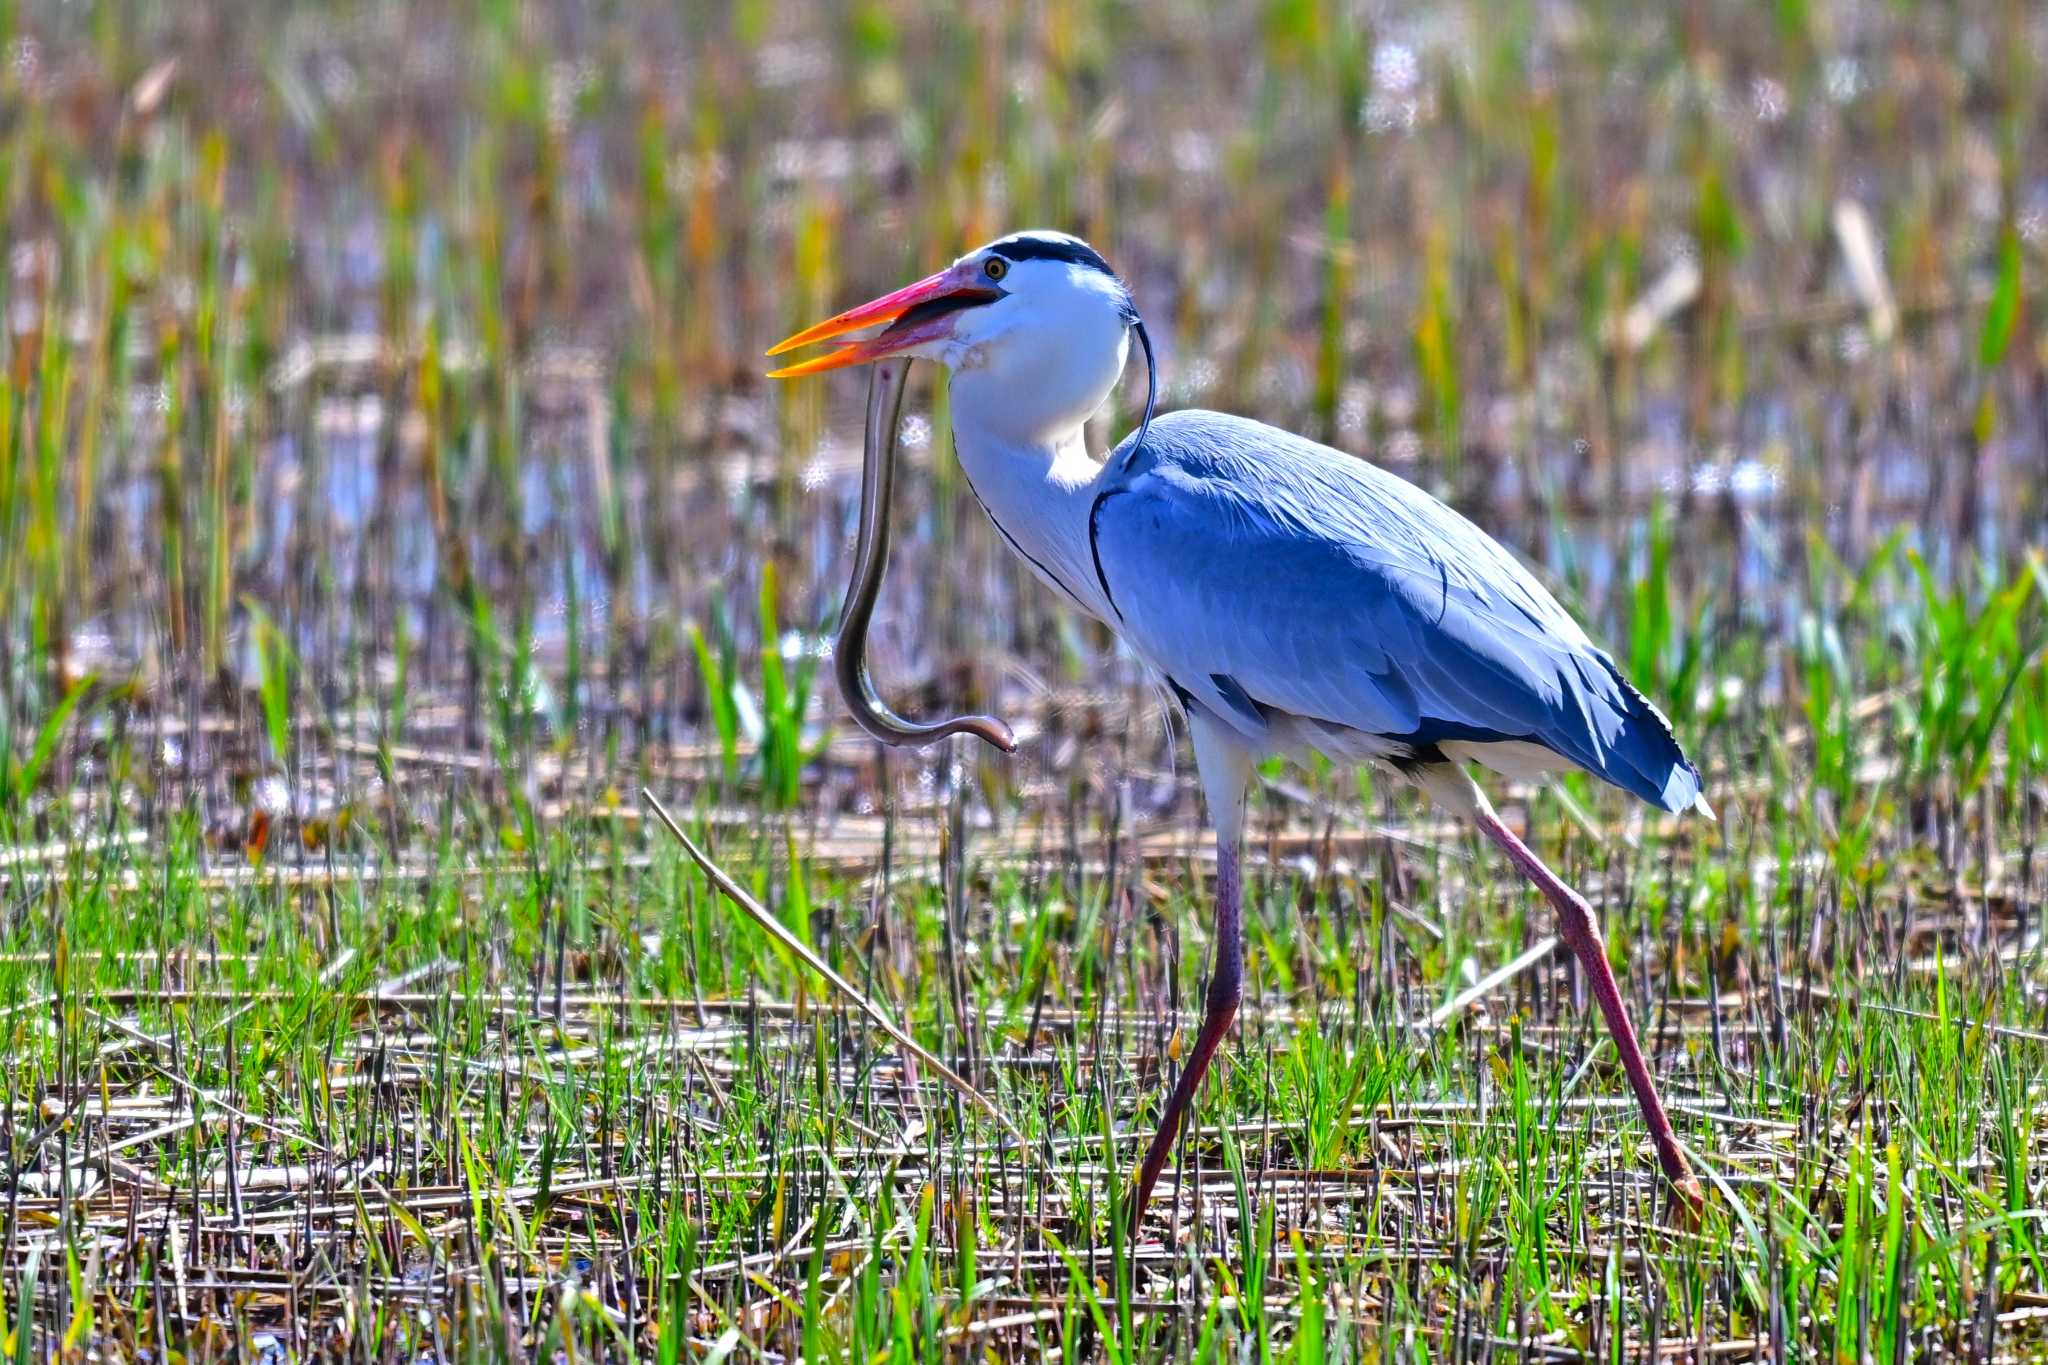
top-left (640, 787), bottom-right (1048, 1176)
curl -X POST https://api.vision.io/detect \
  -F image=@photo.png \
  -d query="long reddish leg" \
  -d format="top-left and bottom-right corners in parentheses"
top-left (1129, 837), bottom-right (1243, 1232)
top-left (1472, 808), bottom-right (1703, 1206)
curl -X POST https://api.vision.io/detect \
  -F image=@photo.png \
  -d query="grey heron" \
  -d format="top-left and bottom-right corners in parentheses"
top-left (768, 229), bottom-right (1711, 1228)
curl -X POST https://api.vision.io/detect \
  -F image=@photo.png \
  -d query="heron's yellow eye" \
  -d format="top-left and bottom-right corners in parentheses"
top-left (983, 257), bottom-right (1008, 282)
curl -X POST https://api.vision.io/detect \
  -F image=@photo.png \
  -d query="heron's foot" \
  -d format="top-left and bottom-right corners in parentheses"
top-left (1650, 1134), bottom-right (1705, 1215)
top-left (1661, 1163), bottom-right (1708, 1228)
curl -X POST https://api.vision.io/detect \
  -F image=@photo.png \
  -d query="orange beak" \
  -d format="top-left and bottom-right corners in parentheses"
top-left (766, 261), bottom-right (1003, 378)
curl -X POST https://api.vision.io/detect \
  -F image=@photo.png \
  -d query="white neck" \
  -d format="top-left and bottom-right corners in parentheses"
top-left (948, 397), bottom-right (1114, 624)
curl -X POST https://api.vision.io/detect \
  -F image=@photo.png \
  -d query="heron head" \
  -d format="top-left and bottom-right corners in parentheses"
top-left (768, 230), bottom-right (1140, 444)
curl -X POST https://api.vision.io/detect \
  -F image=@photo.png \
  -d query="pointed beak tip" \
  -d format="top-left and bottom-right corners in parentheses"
top-left (764, 346), bottom-right (863, 380)
top-left (764, 319), bottom-right (842, 363)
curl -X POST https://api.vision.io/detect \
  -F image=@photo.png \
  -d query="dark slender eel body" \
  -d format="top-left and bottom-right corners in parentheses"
top-left (834, 358), bottom-right (1017, 754)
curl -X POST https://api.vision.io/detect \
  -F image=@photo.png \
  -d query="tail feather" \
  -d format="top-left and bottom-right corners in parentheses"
top-left (1592, 655), bottom-right (1705, 815)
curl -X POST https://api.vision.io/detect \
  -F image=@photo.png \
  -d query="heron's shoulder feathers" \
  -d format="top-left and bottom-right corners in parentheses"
top-left (1112, 409), bottom-right (1589, 644)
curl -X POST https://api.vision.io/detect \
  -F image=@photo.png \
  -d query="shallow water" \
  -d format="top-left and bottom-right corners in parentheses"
top-left (6, 0), bottom-right (2046, 836)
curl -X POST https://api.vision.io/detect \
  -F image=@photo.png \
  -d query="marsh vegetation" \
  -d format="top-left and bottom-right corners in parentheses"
top-left (1, 0), bottom-right (2046, 1358)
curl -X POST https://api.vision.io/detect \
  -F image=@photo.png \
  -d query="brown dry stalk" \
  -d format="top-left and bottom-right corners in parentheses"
top-left (640, 787), bottom-right (1052, 1180)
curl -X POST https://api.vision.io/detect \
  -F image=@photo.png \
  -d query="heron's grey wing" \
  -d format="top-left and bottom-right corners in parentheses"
top-left (1093, 411), bottom-right (1702, 812)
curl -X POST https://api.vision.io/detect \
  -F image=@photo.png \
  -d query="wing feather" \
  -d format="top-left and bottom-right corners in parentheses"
top-left (1094, 411), bottom-right (1702, 812)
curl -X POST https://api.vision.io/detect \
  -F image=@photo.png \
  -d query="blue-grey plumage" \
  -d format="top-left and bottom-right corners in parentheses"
top-left (1092, 409), bottom-right (1708, 815)
top-left (768, 228), bottom-right (1711, 1232)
